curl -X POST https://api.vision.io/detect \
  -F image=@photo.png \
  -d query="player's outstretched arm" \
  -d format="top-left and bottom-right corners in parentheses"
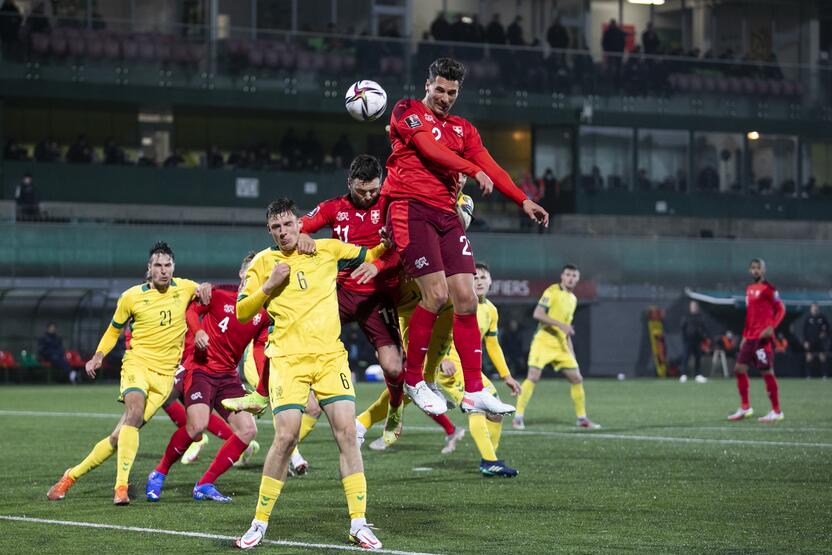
top-left (411, 133), bottom-right (483, 179)
top-left (485, 335), bottom-right (521, 396)
top-left (350, 245), bottom-right (397, 285)
top-left (470, 150), bottom-right (549, 227)
top-left (87, 324), bottom-right (120, 379)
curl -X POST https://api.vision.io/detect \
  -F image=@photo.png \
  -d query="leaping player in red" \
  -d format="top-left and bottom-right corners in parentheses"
top-left (383, 57), bottom-right (549, 416)
top-left (728, 258), bottom-right (786, 423)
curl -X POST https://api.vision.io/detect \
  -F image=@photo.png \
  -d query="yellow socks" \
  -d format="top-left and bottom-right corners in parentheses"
top-left (69, 436), bottom-right (116, 481)
top-left (570, 382), bottom-right (587, 419)
top-left (254, 475), bottom-right (284, 523)
top-left (298, 413), bottom-right (319, 443)
top-left (516, 379), bottom-right (536, 416)
top-left (486, 418), bottom-right (503, 452)
top-left (342, 472), bottom-right (367, 520)
top-left (357, 389), bottom-right (390, 430)
top-left (115, 425), bottom-right (139, 488)
top-left (468, 412), bottom-right (497, 461)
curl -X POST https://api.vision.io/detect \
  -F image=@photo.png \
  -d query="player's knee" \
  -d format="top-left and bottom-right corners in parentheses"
top-left (237, 421), bottom-right (257, 443)
top-left (306, 404), bottom-right (322, 418)
top-left (275, 429), bottom-right (298, 452)
top-left (186, 421), bottom-right (206, 438)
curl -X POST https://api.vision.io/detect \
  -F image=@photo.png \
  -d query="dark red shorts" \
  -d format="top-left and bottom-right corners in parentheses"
top-left (184, 369), bottom-right (247, 421)
top-left (737, 338), bottom-right (774, 370)
top-left (338, 287), bottom-right (401, 350)
top-left (172, 365), bottom-right (186, 398)
top-left (386, 199), bottom-right (475, 278)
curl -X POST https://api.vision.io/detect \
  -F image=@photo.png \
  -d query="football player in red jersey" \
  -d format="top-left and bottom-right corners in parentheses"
top-left (296, 155), bottom-right (406, 439)
top-left (382, 57), bottom-right (548, 416)
top-left (728, 259), bottom-right (786, 423)
top-left (145, 252), bottom-right (271, 502)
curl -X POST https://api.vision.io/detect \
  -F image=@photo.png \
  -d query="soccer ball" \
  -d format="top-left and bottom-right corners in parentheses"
top-left (457, 194), bottom-right (474, 229)
top-left (344, 80), bottom-right (387, 122)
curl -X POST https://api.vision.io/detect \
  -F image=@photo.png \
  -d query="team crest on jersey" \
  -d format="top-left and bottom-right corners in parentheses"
top-left (405, 114), bottom-right (422, 128)
top-left (336, 211), bottom-right (349, 221)
top-left (370, 209), bottom-right (381, 224)
top-left (306, 206), bottom-right (320, 218)
top-left (224, 304), bottom-right (234, 314)
top-left (253, 313), bottom-right (262, 326)
top-left (191, 392), bottom-right (202, 401)
top-left (452, 125), bottom-right (463, 137)
top-left (414, 256), bottom-right (429, 269)
top-left (424, 114), bottom-right (435, 123)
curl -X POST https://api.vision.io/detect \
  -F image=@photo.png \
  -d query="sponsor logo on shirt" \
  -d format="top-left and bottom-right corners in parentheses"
top-left (452, 125), bottom-right (463, 137)
top-left (370, 209), bottom-right (381, 225)
top-left (414, 256), bottom-right (429, 269)
top-left (405, 114), bottom-right (422, 128)
top-left (336, 211), bottom-right (349, 221)
top-left (306, 206), bottom-right (320, 218)
top-left (224, 304), bottom-right (234, 314)
top-left (355, 212), bottom-right (366, 221)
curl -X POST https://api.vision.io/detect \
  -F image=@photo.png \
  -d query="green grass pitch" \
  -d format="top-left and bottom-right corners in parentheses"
top-left (0, 378), bottom-right (830, 554)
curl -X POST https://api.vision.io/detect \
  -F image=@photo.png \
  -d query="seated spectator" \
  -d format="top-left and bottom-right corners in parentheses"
top-left (14, 173), bottom-right (40, 220)
top-left (801, 176), bottom-right (816, 199)
top-left (3, 137), bottom-right (28, 160)
top-left (137, 150), bottom-right (156, 167)
top-left (711, 330), bottom-right (737, 378)
top-left (774, 332), bottom-right (789, 353)
top-left (206, 145), bottom-right (225, 169)
top-left (34, 137), bottom-right (60, 162)
top-left (696, 166), bottom-right (719, 192)
top-left (103, 138), bottom-right (126, 165)
top-left (227, 148), bottom-right (251, 169)
top-left (330, 133), bottom-right (354, 170)
top-left (302, 131), bottom-right (324, 171)
top-left (486, 13), bottom-right (505, 45)
top-left (280, 127), bottom-right (302, 170)
top-left (507, 15), bottom-right (525, 46)
top-left (251, 142), bottom-right (273, 171)
top-left (0, 0), bottom-right (23, 58)
top-left (637, 168), bottom-right (651, 191)
top-left (65, 134), bottom-right (93, 163)
top-left (26, 0), bottom-right (52, 34)
top-left (38, 322), bottom-right (78, 383)
top-left (163, 149), bottom-right (185, 168)
top-left (430, 11), bottom-right (450, 42)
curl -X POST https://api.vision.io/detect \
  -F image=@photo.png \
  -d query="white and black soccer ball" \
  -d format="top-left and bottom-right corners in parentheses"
top-left (457, 193), bottom-right (474, 229)
top-left (344, 80), bottom-right (387, 122)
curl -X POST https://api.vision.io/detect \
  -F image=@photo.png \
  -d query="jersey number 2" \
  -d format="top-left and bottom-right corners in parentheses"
top-left (459, 235), bottom-right (472, 256)
top-left (159, 310), bottom-right (172, 326)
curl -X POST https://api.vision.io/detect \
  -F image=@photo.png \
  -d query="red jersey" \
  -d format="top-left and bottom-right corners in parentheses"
top-left (743, 280), bottom-right (785, 340)
top-left (383, 98), bottom-right (486, 214)
top-left (182, 288), bottom-right (270, 374)
top-left (301, 194), bottom-right (400, 293)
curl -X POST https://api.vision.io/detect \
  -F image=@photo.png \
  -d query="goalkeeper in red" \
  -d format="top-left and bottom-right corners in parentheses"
top-left (383, 57), bottom-right (549, 416)
top-left (728, 258), bottom-right (786, 423)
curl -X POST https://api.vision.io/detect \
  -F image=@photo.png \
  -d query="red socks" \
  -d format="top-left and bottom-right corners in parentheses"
top-left (431, 413), bottom-right (456, 435)
top-left (404, 305), bottom-right (438, 387)
top-left (453, 313), bottom-right (483, 393)
top-left (763, 373), bottom-right (780, 413)
top-left (164, 402), bottom-right (187, 428)
top-left (256, 360), bottom-right (270, 398)
top-left (156, 426), bottom-right (194, 474)
top-left (386, 370), bottom-right (405, 408)
top-left (208, 413), bottom-right (232, 440)
top-left (198, 434), bottom-right (249, 486)
top-left (736, 372), bottom-right (750, 409)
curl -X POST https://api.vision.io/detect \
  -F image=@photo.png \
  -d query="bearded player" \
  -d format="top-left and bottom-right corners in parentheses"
top-left (383, 57), bottom-right (548, 416)
top-left (727, 259), bottom-right (786, 423)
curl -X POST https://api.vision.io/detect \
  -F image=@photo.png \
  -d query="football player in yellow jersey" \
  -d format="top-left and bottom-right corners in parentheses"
top-left (47, 241), bottom-right (209, 505)
top-left (234, 198), bottom-right (384, 551)
top-left (513, 264), bottom-right (601, 430)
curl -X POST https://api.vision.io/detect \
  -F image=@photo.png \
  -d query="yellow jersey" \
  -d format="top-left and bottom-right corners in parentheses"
top-left (110, 278), bottom-right (199, 375)
top-left (446, 298), bottom-right (511, 378)
top-left (238, 239), bottom-right (385, 358)
top-left (533, 283), bottom-right (576, 347)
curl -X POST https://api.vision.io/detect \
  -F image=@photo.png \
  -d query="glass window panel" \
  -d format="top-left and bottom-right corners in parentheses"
top-left (801, 140), bottom-right (832, 197)
top-left (579, 126), bottom-right (632, 192)
top-left (637, 129), bottom-right (689, 192)
top-left (692, 132), bottom-right (743, 193)
top-left (747, 134), bottom-right (797, 195)
top-left (534, 127), bottom-right (573, 190)
top-left (257, 0), bottom-right (292, 31)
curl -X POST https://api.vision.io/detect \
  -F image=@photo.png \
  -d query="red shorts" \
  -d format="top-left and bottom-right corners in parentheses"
top-left (386, 199), bottom-right (475, 278)
top-left (183, 368), bottom-right (246, 421)
top-left (737, 338), bottom-right (773, 370)
top-left (171, 365), bottom-right (186, 399)
top-left (338, 287), bottom-right (400, 350)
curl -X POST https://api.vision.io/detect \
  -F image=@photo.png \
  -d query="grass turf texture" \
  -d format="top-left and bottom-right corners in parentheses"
top-left (0, 379), bottom-right (830, 554)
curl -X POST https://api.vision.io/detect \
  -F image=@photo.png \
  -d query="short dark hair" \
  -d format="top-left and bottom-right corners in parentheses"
top-left (562, 264), bottom-right (579, 272)
top-left (242, 250), bottom-right (257, 266)
top-left (349, 154), bottom-right (382, 183)
top-left (266, 198), bottom-right (298, 220)
top-left (475, 261), bottom-right (490, 273)
top-left (428, 57), bottom-right (466, 84)
top-left (148, 241), bottom-right (175, 263)
top-left (750, 258), bottom-right (765, 266)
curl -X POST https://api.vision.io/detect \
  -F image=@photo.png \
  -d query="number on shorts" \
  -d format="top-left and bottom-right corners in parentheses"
top-left (297, 271), bottom-right (308, 290)
top-left (339, 372), bottom-right (351, 390)
top-left (755, 348), bottom-right (768, 364)
top-left (459, 235), bottom-right (472, 256)
top-left (159, 309), bottom-right (172, 326)
top-left (432, 127), bottom-right (442, 141)
top-left (378, 307), bottom-right (396, 326)
top-left (333, 225), bottom-right (349, 242)
top-left (217, 316), bottom-right (230, 333)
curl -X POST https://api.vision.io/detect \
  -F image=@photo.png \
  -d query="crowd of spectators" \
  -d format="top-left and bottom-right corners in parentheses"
top-left (3, 129), bottom-right (357, 172)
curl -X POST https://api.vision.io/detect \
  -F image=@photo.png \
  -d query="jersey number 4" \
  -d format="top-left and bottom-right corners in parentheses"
top-left (218, 316), bottom-right (230, 334)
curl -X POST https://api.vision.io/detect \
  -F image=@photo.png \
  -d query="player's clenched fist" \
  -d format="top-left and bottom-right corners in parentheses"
top-left (263, 263), bottom-right (291, 295)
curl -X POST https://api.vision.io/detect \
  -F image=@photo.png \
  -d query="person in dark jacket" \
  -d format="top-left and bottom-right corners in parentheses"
top-left (803, 303), bottom-right (829, 379)
top-left (38, 322), bottom-right (78, 383)
top-left (680, 301), bottom-right (708, 383)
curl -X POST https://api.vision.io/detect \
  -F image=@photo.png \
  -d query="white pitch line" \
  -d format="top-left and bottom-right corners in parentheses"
top-left (2, 410), bottom-right (831, 449)
top-left (0, 515), bottom-right (442, 555)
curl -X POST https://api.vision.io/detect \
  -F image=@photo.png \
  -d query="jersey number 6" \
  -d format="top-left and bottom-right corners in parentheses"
top-left (297, 271), bottom-right (308, 290)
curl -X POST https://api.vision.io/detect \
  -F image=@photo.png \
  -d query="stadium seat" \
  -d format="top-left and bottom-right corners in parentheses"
top-left (0, 351), bottom-right (20, 369)
top-left (19, 350), bottom-right (41, 369)
top-left (65, 350), bottom-right (85, 370)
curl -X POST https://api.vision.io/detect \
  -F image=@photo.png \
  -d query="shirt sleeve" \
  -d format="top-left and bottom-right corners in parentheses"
top-left (391, 100), bottom-right (431, 146)
top-left (176, 278), bottom-right (201, 300)
top-left (329, 239), bottom-right (387, 270)
top-left (469, 149), bottom-right (528, 206)
top-left (373, 248), bottom-right (400, 272)
top-left (411, 133), bottom-right (482, 177)
top-left (110, 293), bottom-right (132, 329)
top-left (537, 287), bottom-right (554, 310)
top-left (300, 200), bottom-right (332, 235)
top-left (771, 289), bottom-right (786, 328)
top-left (237, 255), bottom-right (269, 323)
top-left (186, 300), bottom-right (209, 333)
top-left (462, 120), bottom-right (487, 160)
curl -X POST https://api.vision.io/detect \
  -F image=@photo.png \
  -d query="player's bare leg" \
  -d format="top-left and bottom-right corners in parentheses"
top-left (287, 393), bottom-right (318, 475)
top-left (147, 403), bottom-right (207, 501)
top-left (728, 363), bottom-right (754, 420)
top-left (237, 409), bottom-right (301, 549)
top-left (447, 273), bottom-right (515, 415)
top-left (513, 365), bottom-right (541, 429)
top-left (322, 400), bottom-right (381, 550)
top-left (562, 368), bottom-right (600, 429)
top-left (377, 344), bottom-right (405, 444)
top-left (193, 410), bottom-right (257, 501)
top-left (757, 369), bottom-right (783, 422)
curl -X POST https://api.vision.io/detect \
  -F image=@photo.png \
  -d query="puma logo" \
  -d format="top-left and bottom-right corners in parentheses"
top-left (356, 212), bottom-right (366, 221)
